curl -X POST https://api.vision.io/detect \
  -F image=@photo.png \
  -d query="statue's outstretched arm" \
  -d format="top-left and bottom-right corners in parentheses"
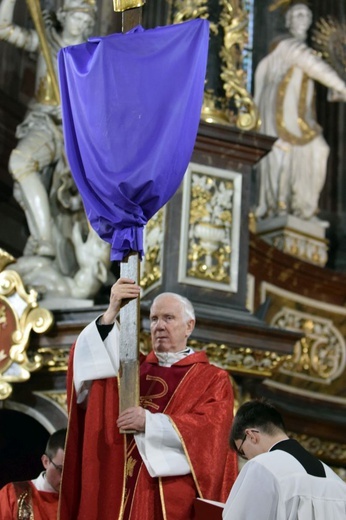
top-left (285, 39), bottom-right (346, 97)
top-left (0, 0), bottom-right (38, 52)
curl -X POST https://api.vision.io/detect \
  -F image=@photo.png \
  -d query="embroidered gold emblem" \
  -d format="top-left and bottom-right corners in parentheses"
top-left (17, 490), bottom-right (34, 519)
top-left (140, 375), bottom-right (168, 410)
top-left (126, 455), bottom-right (137, 477)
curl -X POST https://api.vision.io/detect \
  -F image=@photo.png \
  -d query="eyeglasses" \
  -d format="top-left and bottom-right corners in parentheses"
top-left (236, 429), bottom-right (259, 459)
top-left (46, 454), bottom-right (63, 473)
top-left (237, 432), bottom-right (247, 458)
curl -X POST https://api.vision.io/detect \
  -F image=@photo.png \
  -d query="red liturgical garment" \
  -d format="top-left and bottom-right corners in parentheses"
top-left (0, 481), bottom-right (59, 520)
top-left (59, 348), bottom-right (237, 520)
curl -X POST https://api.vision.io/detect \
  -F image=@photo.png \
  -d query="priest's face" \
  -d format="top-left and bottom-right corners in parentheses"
top-left (42, 447), bottom-right (65, 493)
top-left (150, 294), bottom-right (195, 353)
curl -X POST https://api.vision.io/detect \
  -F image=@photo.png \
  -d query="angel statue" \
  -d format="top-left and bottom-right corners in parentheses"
top-left (254, 1), bottom-right (346, 223)
top-left (0, 0), bottom-right (112, 305)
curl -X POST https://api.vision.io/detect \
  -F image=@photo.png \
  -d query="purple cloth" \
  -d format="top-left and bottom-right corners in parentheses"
top-left (58, 19), bottom-right (209, 261)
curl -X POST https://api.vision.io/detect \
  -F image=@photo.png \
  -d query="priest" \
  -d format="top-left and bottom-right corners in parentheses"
top-left (59, 278), bottom-right (237, 520)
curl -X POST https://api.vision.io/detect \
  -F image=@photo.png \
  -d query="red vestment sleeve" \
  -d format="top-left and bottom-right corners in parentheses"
top-left (0, 483), bottom-right (17, 520)
top-left (164, 354), bottom-right (237, 503)
top-left (0, 482), bottom-right (59, 520)
top-left (59, 344), bottom-right (126, 520)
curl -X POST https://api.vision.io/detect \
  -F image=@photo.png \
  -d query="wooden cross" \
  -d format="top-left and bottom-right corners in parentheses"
top-left (113, 1), bottom-right (145, 425)
top-left (113, 0), bottom-right (145, 33)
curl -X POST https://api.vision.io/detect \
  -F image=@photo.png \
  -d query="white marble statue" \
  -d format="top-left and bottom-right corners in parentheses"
top-left (254, 3), bottom-right (346, 223)
top-left (0, 0), bottom-right (112, 305)
top-left (0, 0), bottom-right (96, 257)
top-left (9, 223), bottom-right (112, 306)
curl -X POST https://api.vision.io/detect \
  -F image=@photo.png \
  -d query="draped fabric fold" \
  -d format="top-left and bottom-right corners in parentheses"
top-left (58, 19), bottom-right (209, 260)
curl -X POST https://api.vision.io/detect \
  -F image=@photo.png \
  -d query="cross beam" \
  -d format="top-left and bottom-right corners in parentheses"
top-left (113, 1), bottom-right (145, 430)
top-left (113, 1), bottom-right (145, 32)
top-left (119, 253), bottom-right (140, 422)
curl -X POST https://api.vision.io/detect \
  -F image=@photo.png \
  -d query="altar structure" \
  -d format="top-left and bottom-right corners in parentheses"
top-left (0, 0), bottom-right (346, 488)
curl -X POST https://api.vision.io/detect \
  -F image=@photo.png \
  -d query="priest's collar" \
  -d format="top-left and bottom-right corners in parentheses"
top-left (155, 347), bottom-right (194, 367)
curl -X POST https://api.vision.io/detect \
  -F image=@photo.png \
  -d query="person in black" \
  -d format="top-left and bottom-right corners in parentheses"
top-left (223, 399), bottom-right (346, 519)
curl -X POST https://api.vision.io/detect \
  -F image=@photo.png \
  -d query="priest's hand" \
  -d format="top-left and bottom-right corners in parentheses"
top-left (101, 277), bottom-right (141, 325)
top-left (117, 406), bottom-right (146, 432)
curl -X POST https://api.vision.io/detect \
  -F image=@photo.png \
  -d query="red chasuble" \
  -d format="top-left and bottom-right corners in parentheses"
top-left (59, 348), bottom-right (237, 520)
top-left (0, 481), bottom-right (59, 519)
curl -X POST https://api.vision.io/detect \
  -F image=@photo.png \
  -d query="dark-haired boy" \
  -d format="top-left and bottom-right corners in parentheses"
top-left (223, 399), bottom-right (346, 519)
top-left (0, 428), bottom-right (66, 519)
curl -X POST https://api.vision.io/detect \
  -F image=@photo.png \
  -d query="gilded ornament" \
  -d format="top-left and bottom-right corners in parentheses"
top-left (36, 347), bottom-right (70, 372)
top-left (276, 69), bottom-right (318, 145)
top-left (0, 264), bottom-right (53, 399)
top-left (293, 431), bottom-right (346, 468)
top-left (0, 249), bottom-right (15, 272)
top-left (184, 169), bottom-right (236, 284)
top-left (113, 0), bottom-right (145, 11)
top-left (170, 0), bottom-right (258, 129)
top-left (271, 307), bottom-right (346, 383)
top-left (126, 455), bottom-right (137, 477)
top-left (141, 208), bottom-right (164, 293)
top-left (140, 330), bottom-right (288, 377)
top-left (219, 0), bottom-right (259, 130)
top-left (171, 0), bottom-right (209, 25)
top-left (189, 339), bottom-right (289, 377)
top-left (312, 17), bottom-right (346, 83)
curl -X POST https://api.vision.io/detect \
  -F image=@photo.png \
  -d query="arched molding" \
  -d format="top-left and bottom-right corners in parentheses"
top-left (2, 392), bottom-right (67, 433)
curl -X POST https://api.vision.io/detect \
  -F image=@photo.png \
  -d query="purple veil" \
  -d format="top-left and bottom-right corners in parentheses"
top-left (58, 19), bottom-right (209, 260)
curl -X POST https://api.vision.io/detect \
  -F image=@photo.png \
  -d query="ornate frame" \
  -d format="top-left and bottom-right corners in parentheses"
top-left (0, 250), bottom-right (53, 399)
top-left (178, 162), bottom-right (242, 292)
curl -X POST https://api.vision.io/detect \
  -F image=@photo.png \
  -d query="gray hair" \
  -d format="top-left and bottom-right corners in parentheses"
top-left (152, 292), bottom-right (195, 322)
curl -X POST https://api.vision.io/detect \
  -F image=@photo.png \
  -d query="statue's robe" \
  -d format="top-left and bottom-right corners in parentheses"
top-left (254, 37), bottom-right (346, 219)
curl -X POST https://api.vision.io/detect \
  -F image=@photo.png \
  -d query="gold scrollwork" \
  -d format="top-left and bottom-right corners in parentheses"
top-left (189, 339), bottom-right (290, 377)
top-left (0, 380), bottom-right (13, 400)
top-left (139, 330), bottom-right (289, 377)
top-left (171, 0), bottom-right (209, 25)
top-left (113, 0), bottom-right (145, 12)
top-left (219, 0), bottom-right (259, 130)
top-left (141, 208), bottom-right (164, 293)
top-left (0, 260), bottom-right (53, 399)
top-left (187, 172), bottom-right (234, 283)
top-left (139, 332), bottom-right (151, 356)
top-left (271, 308), bottom-right (345, 384)
top-left (36, 347), bottom-right (70, 372)
top-left (276, 69), bottom-right (318, 145)
top-left (171, 0), bottom-right (258, 130)
top-left (292, 431), bottom-right (346, 468)
top-left (312, 17), bottom-right (346, 84)
top-left (0, 249), bottom-right (15, 272)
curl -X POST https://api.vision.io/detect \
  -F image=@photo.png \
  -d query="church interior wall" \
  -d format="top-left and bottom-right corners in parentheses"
top-left (0, 0), bottom-right (346, 485)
